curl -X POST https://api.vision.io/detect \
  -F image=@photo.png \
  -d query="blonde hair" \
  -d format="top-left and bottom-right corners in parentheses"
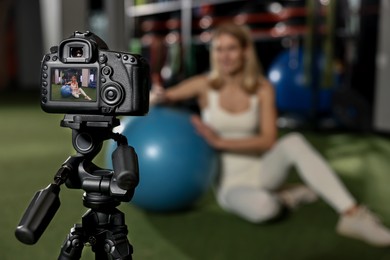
top-left (208, 23), bottom-right (263, 94)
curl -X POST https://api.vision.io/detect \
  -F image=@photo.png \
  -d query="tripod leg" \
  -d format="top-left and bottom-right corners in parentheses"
top-left (103, 232), bottom-right (133, 260)
top-left (104, 209), bottom-right (133, 260)
top-left (58, 224), bottom-right (84, 260)
top-left (87, 209), bottom-right (133, 260)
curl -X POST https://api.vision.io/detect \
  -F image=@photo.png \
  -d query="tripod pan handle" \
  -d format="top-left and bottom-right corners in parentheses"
top-left (15, 183), bottom-right (60, 245)
top-left (112, 144), bottom-right (139, 191)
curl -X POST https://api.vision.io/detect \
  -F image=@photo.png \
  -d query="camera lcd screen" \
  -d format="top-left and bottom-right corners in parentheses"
top-left (50, 68), bottom-right (98, 102)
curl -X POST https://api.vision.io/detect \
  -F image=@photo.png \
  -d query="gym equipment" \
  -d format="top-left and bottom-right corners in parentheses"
top-left (267, 48), bottom-right (338, 114)
top-left (106, 106), bottom-right (218, 212)
top-left (60, 85), bottom-right (72, 98)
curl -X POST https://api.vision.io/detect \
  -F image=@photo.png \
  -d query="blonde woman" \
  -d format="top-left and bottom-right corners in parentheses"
top-left (151, 23), bottom-right (390, 246)
top-left (66, 75), bottom-right (92, 101)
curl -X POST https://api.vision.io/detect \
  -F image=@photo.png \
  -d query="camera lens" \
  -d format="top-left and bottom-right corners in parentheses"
top-left (70, 47), bottom-right (84, 57)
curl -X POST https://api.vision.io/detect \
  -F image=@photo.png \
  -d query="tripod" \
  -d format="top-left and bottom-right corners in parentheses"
top-left (15, 114), bottom-right (139, 260)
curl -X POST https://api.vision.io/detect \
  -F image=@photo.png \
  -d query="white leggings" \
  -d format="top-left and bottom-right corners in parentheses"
top-left (72, 88), bottom-right (88, 99)
top-left (218, 133), bottom-right (356, 223)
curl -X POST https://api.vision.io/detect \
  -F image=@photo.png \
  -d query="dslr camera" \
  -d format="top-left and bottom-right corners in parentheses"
top-left (40, 31), bottom-right (150, 115)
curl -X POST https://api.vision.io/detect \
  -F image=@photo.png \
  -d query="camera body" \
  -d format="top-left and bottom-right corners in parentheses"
top-left (40, 31), bottom-right (150, 115)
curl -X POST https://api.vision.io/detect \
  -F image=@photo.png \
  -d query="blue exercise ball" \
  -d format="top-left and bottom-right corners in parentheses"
top-left (60, 85), bottom-right (72, 98)
top-left (267, 48), bottom-right (339, 113)
top-left (106, 106), bottom-right (218, 212)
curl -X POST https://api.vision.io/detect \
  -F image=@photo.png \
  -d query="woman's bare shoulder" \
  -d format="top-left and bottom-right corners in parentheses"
top-left (256, 77), bottom-right (275, 99)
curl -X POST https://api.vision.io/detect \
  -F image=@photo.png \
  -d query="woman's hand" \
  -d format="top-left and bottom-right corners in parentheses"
top-left (191, 115), bottom-right (221, 149)
top-left (150, 84), bottom-right (166, 105)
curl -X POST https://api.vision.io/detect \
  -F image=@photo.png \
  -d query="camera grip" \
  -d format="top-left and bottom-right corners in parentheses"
top-left (15, 184), bottom-right (60, 245)
top-left (112, 145), bottom-right (139, 191)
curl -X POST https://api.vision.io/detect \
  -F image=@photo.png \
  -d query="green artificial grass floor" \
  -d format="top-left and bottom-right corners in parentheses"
top-left (51, 84), bottom-right (97, 102)
top-left (1, 98), bottom-right (390, 259)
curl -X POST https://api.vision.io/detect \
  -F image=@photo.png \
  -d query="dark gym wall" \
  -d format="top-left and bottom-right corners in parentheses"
top-left (14, 0), bottom-right (43, 89)
top-left (0, 0), bottom-right (90, 91)
top-left (373, 0), bottom-right (390, 132)
top-left (61, 0), bottom-right (88, 40)
top-left (348, 0), bottom-right (379, 106)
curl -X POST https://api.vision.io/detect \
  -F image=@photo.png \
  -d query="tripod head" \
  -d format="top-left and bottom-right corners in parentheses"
top-left (61, 114), bottom-right (139, 198)
top-left (15, 114), bottom-right (139, 246)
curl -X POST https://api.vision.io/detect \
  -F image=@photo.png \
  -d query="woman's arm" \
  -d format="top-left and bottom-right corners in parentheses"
top-left (150, 75), bottom-right (208, 105)
top-left (192, 79), bottom-right (278, 154)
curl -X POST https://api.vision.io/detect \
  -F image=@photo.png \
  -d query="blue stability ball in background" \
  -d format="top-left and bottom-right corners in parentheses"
top-left (106, 106), bottom-right (218, 212)
top-left (60, 85), bottom-right (72, 98)
top-left (267, 48), bottom-right (338, 113)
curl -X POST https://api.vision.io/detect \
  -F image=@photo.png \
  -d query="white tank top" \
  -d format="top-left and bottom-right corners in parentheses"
top-left (201, 89), bottom-right (263, 206)
top-left (201, 89), bottom-right (259, 138)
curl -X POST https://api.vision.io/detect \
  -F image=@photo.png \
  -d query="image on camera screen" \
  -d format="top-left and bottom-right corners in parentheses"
top-left (50, 68), bottom-right (97, 102)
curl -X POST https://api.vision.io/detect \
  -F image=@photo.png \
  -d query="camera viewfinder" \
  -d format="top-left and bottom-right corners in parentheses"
top-left (70, 47), bottom-right (84, 58)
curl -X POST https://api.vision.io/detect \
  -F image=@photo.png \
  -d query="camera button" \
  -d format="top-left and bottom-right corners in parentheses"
top-left (42, 81), bottom-right (48, 87)
top-left (116, 53), bottom-right (121, 59)
top-left (123, 55), bottom-right (128, 61)
top-left (45, 55), bottom-right (50, 61)
top-left (42, 89), bottom-right (47, 95)
top-left (102, 66), bottom-right (112, 76)
top-left (52, 56), bottom-right (58, 61)
top-left (99, 54), bottom-right (107, 64)
top-left (42, 73), bottom-right (48, 79)
top-left (101, 77), bottom-right (106, 83)
top-left (101, 84), bottom-right (123, 105)
top-left (41, 97), bottom-right (47, 103)
top-left (43, 65), bottom-right (48, 70)
top-left (130, 57), bottom-right (136, 63)
top-left (107, 90), bottom-right (117, 99)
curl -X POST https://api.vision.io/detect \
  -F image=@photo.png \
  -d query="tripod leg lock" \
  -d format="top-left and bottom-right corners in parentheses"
top-left (58, 225), bottom-right (84, 260)
top-left (104, 233), bottom-right (133, 260)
